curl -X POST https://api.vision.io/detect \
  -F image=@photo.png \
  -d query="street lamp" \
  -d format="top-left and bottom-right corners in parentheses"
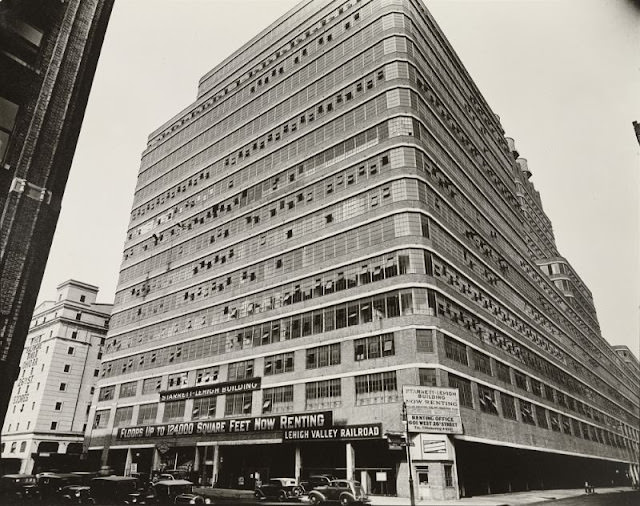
top-left (402, 402), bottom-right (416, 506)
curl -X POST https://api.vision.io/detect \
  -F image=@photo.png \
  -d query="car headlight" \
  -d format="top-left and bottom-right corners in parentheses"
top-left (76, 491), bottom-right (81, 497)
top-left (190, 499), bottom-right (197, 504)
top-left (205, 499), bottom-right (212, 504)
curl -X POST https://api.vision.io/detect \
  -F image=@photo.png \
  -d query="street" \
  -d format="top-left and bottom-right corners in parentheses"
top-left (530, 490), bottom-right (640, 505)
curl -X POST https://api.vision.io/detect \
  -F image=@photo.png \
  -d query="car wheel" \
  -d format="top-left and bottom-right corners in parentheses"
top-left (254, 491), bottom-right (262, 499)
top-left (308, 495), bottom-right (321, 505)
top-left (292, 486), bottom-right (304, 497)
top-left (340, 494), bottom-right (352, 506)
top-left (278, 490), bottom-right (288, 502)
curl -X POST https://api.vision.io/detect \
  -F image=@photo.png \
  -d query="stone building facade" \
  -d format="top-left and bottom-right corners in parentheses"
top-left (1, 281), bottom-right (112, 474)
top-left (86, 0), bottom-right (639, 499)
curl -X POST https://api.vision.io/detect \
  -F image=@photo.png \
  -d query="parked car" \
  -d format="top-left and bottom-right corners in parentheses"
top-left (126, 480), bottom-right (211, 505)
top-left (0, 474), bottom-right (39, 503)
top-left (300, 475), bottom-right (338, 493)
top-left (307, 480), bottom-right (369, 505)
top-left (60, 484), bottom-right (94, 504)
top-left (90, 475), bottom-right (139, 504)
top-left (39, 473), bottom-right (84, 502)
top-left (255, 478), bottom-right (303, 501)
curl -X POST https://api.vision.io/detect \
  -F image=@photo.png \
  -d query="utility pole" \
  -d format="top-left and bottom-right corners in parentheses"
top-left (402, 401), bottom-right (416, 506)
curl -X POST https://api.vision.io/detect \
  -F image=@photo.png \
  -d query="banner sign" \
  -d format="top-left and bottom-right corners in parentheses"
top-left (117, 411), bottom-right (332, 440)
top-left (402, 385), bottom-right (463, 434)
top-left (159, 378), bottom-right (261, 402)
top-left (282, 423), bottom-right (382, 441)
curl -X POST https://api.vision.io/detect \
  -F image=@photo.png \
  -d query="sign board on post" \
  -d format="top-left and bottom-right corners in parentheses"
top-left (402, 386), bottom-right (463, 434)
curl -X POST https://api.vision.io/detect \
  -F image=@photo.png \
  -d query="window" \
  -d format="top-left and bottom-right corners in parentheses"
top-left (520, 400), bottom-right (536, 425)
top-left (225, 392), bottom-right (253, 416)
top-left (472, 350), bottom-right (492, 376)
top-left (478, 385), bottom-right (498, 415)
top-left (71, 331), bottom-right (78, 339)
top-left (142, 376), bottom-right (162, 394)
top-left (196, 366), bottom-right (219, 385)
top-left (67, 346), bottom-right (75, 355)
top-left (55, 402), bottom-right (62, 411)
top-left (98, 385), bottom-right (115, 401)
top-left (93, 409), bottom-right (110, 429)
top-left (354, 333), bottom-right (394, 361)
top-left (514, 371), bottom-right (528, 390)
top-left (262, 385), bottom-right (294, 413)
top-left (137, 403), bottom-right (158, 424)
top-left (167, 372), bottom-right (188, 390)
top-left (444, 337), bottom-right (468, 365)
top-left (50, 422), bottom-right (58, 430)
top-left (417, 467), bottom-right (429, 486)
top-left (19, 441), bottom-right (26, 453)
top-left (63, 364), bottom-right (71, 373)
top-left (305, 379), bottom-right (341, 409)
top-left (94, 369), bottom-right (99, 377)
top-left (80, 295), bottom-right (86, 303)
top-left (530, 378), bottom-right (542, 397)
top-left (419, 369), bottom-right (437, 387)
top-left (444, 465), bottom-right (454, 487)
top-left (114, 406), bottom-right (133, 427)
top-left (192, 397), bottom-right (216, 420)
top-left (496, 362), bottom-right (511, 383)
top-left (306, 344), bottom-right (341, 369)
top-left (10, 442), bottom-right (17, 453)
top-left (163, 400), bottom-right (186, 422)
top-left (550, 412), bottom-right (561, 432)
top-left (416, 329), bottom-right (434, 352)
top-left (59, 382), bottom-right (67, 391)
top-left (119, 381), bottom-right (137, 398)
top-left (536, 405), bottom-right (549, 429)
top-left (228, 360), bottom-right (254, 381)
top-left (448, 374), bottom-right (473, 408)
top-left (500, 393), bottom-right (517, 420)
top-left (264, 352), bottom-right (294, 375)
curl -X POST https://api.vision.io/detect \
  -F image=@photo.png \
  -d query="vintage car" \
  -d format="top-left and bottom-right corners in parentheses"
top-left (307, 480), bottom-right (369, 505)
top-left (255, 477), bottom-right (304, 501)
top-left (300, 475), bottom-right (338, 493)
top-left (126, 480), bottom-right (211, 505)
top-left (60, 484), bottom-right (94, 504)
top-left (39, 473), bottom-right (85, 501)
top-left (90, 475), bottom-right (139, 504)
top-left (0, 474), bottom-right (39, 502)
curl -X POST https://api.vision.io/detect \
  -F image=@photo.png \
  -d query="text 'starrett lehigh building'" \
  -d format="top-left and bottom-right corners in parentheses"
top-left (86, 0), bottom-right (639, 499)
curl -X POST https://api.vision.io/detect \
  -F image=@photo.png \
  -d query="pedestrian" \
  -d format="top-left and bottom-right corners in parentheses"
top-left (584, 481), bottom-right (590, 494)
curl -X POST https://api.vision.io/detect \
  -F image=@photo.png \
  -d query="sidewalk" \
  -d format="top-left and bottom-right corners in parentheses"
top-left (194, 486), bottom-right (637, 505)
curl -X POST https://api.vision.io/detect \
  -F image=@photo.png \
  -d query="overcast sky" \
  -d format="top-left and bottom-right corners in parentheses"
top-left (37, 0), bottom-right (639, 355)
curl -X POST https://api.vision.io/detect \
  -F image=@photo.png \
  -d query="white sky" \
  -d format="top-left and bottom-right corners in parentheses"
top-left (38, 0), bottom-right (639, 356)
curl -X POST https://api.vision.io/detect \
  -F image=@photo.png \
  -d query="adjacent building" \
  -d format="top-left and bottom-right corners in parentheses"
top-left (1, 281), bottom-right (112, 474)
top-left (0, 0), bottom-right (114, 429)
top-left (86, 0), bottom-right (639, 500)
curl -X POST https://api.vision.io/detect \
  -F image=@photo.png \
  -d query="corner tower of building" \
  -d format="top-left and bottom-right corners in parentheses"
top-left (87, 0), bottom-right (639, 498)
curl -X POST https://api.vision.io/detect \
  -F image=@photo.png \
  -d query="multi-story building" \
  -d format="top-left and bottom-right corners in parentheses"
top-left (1, 280), bottom-right (112, 474)
top-left (0, 0), bottom-right (113, 429)
top-left (86, 0), bottom-right (639, 500)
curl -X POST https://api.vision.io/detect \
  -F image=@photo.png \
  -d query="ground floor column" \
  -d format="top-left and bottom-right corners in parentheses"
top-left (152, 448), bottom-right (161, 472)
top-left (295, 445), bottom-right (302, 484)
top-left (346, 443), bottom-right (356, 481)
top-left (124, 448), bottom-right (132, 476)
top-left (212, 445), bottom-right (220, 486)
